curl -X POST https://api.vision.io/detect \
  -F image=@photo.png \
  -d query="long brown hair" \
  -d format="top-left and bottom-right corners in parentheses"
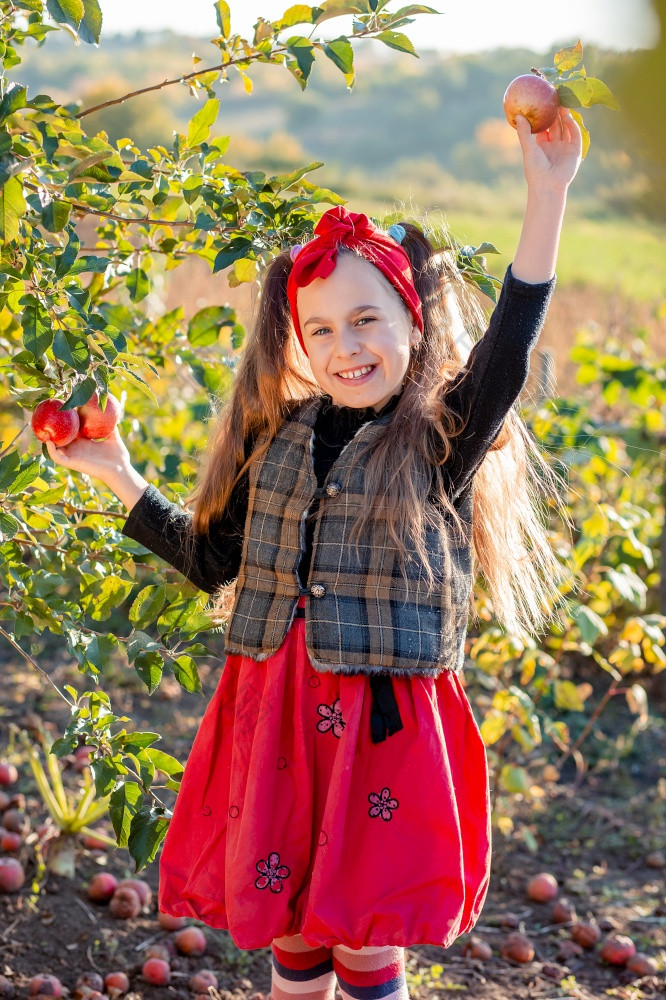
top-left (184, 219), bottom-right (571, 637)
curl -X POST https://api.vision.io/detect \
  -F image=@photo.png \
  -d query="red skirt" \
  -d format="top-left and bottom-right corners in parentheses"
top-left (158, 598), bottom-right (491, 950)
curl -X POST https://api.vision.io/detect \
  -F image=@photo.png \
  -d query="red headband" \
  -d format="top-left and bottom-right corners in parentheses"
top-left (286, 206), bottom-right (424, 355)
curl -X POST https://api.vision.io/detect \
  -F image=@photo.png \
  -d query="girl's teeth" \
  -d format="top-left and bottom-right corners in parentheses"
top-left (339, 365), bottom-right (374, 380)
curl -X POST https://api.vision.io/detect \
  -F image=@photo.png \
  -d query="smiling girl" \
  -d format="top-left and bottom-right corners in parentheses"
top-left (46, 110), bottom-right (582, 1000)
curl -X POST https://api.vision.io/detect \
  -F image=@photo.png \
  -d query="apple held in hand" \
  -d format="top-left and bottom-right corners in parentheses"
top-left (503, 72), bottom-right (561, 133)
top-left (76, 391), bottom-right (121, 440)
top-left (31, 398), bottom-right (80, 447)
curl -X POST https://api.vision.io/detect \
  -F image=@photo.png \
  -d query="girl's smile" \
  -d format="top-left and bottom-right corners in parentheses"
top-left (297, 253), bottom-right (421, 410)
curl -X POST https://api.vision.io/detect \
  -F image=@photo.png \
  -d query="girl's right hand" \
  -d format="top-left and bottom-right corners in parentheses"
top-left (44, 425), bottom-right (134, 487)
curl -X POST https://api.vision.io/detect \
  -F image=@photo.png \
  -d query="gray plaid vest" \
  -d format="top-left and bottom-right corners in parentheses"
top-left (224, 397), bottom-right (473, 677)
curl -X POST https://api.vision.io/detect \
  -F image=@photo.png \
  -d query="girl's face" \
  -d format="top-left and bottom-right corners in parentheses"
top-left (296, 253), bottom-right (421, 410)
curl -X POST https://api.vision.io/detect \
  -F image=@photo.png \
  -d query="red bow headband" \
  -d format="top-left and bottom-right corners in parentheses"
top-left (286, 206), bottom-right (424, 355)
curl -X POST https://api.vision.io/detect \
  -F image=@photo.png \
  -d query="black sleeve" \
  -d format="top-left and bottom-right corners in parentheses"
top-left (121, 473), bottom-right (249, 595)
top-left (442, 262), bottom-right (556, 501)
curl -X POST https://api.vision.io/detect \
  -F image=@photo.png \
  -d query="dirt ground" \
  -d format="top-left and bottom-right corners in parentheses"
top-left (0, 643), bottom-right (664, 1000)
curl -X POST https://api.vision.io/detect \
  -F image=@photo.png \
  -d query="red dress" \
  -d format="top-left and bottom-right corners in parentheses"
top-left (158, 597), bottom-right (491, 951)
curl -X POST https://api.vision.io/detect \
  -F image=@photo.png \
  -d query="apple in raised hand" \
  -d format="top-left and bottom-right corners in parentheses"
top-left (503, 72), bottom-right (561, 133)
top-left (31, 398), bottom-right (80, 446)
top-left (76, 391), bottom-right (121, 440)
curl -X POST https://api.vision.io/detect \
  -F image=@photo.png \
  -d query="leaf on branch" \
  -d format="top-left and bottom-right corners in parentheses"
top-left (128, 805), bottom-right (170, 872)
top-left (274, 5), bottom-right (319, 30)
top-left (187, 98), bottom-right (220, 148)
top-left (77, 0), bottom-right (103, 45)
top-left (286, 36), bottom-right (316, 84)
top-left (60, 375), bottom-right (97, 411)
top-left (553, 40), bottom-right (583, 74)
top-left (126, 267), bottom-right (150, 303)
top-left (0, 176), bottom-right (26, 243)
top-left (21, 304), bottom-right (53, 358)
top-left (374, 29), bottom-right (417, 56)
top-left (109, 780), bottom-right (143, 848)
top-left (215, 0), bottom-right (231, 39)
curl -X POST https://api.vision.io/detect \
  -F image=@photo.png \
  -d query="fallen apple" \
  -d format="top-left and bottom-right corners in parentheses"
top-left (503, 72), bottom-right (561, 133)
top-left (600, 934), bottom-right (637, 966)
top-left (31, 398), bottom-right (80, 447)
top-left (0, 856), bottom-right (24, 892)
top-left (76, 391), bottom-right (121, 440)
top-left (527, 871), bottom-right (559, 902)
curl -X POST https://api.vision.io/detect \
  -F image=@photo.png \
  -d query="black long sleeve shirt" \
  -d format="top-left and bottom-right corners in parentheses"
top-left (122, 263), bottom-right (556, 594)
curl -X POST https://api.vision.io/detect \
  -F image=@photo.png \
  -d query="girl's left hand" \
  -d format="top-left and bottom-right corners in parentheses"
top-left (515, 107), bottom-right (583, 192)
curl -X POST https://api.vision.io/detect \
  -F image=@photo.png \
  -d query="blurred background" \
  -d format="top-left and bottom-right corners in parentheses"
top-left (13, 0), bottom-right (666, 396)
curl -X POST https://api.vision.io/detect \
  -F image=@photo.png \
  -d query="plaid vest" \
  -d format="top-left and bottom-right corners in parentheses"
top-left (224, 397), bottom-right (473, 677)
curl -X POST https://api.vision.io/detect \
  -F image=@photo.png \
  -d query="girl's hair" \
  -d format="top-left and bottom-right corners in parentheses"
top-left (183, 219), bottom-right (571, 637)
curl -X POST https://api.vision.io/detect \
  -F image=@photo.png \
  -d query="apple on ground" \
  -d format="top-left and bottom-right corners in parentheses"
top-left (503, 73), bottom-right (561, 133)
top-left (31, 399), bottom-right (80, 447)
top-left (76, 391), bottom-right (121, 440)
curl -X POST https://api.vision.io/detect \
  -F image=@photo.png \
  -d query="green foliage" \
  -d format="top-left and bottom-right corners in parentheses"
top-left (468, 328), bottom-right (665, 837)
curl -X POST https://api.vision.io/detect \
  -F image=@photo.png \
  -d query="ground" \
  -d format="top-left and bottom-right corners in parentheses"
top-left (0, 641), bottom-right (664, 1000)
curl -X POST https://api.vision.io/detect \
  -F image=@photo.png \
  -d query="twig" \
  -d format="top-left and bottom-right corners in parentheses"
top-left (0, 627), bottom-right (75, 708)
top-left (74, 896), bottom-right (99, 925)
top-left (86, 943), bottom-right (104, 973)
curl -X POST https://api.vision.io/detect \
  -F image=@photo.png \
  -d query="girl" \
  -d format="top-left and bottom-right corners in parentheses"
top-left (47, 109), bottom-right (582, 1000)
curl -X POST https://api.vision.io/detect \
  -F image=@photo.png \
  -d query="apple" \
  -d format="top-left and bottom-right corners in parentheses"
top-left (76, 391), bottom-right (121, 440)
top-left (31, 399), bottom-right (80, 447)
top-left (526, 872), bottom-right (559, 902)
top-left (503, 73), bottom-right (561, 133)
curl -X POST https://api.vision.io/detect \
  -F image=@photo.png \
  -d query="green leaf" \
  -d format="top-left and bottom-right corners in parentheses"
top-left (46, 0), bottom-right (85, 31)
top-left (374, 30), bottom-right (417, 56)
top-left (22, 484), bottom-right (67, 506)
top-left (0, 452), bottom-right (20, 491)
top-left (172, 654), bottom-right (202, 695)
top-left (187, 98), bottom-right (220, 148)
top-left (129, 584), bottom-right (167, 630)
top-left (83, 634), bottom-right (117, 671)
top-left (109, 780), bottom-right (143, 848)
top-left (7, 458), bottom-right (41, 495)
top-left (143, 747), bottom-right (184, 781)
top-left (213, 238), bottom-right (253, 273)
top-left (68, 255), bottom-right (110, 275)
top-left (324, 37), bottom-right (354, 76)
top-left (558, 77), bottom-right (620, 111)
top-left (21, 304), bottom-right (53, 358)
top-left (126, 267), bottom-right (150, 303)
top-left (127, 804), bottom-right (170, 872)
top-left (88, 576), bottom-right (133, 621)
top-left (605, 565), bottom-right (648, 608)
top-left (571, 604), bottom-right (608, 645)
top-left (52, 329), bottom-right (90, 373)
top-left (286, 36), bottom-right (316, 84)
top-left (61, 375), bottom-right (96, 411)
top-left (0, 512), bottom-right (20, 541)
top-left (78, 0), bottom-right (103, 45)
top-left (275, 5), bottom-right (318, 30)
top-left (315, 2), bottom-right (366, 23)
top-left (214, 0), bottom-right (231, 38)
top-left (41, 199), bottom-right (72, 233)
top-left (188, 305), bottom-right (231, 347)
top-left (134, 650), bottom-right (164, 694)
top-left (553, 40), bottom-right (584, 74)
top-left (554, 680), bottom-right (585, 712)
top-left (232, 257), bottom-right (259, 284)
top-left (499, 764), bottom-right (530, 795)
top-left (0, 176), bottom-right (26, 243)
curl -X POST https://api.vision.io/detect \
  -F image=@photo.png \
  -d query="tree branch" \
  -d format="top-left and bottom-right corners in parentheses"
top-left (0, 626), bottom-right (76, 708)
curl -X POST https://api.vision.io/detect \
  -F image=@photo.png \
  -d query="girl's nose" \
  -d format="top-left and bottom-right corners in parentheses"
top-left (336, 325), bottom-right (362, 357)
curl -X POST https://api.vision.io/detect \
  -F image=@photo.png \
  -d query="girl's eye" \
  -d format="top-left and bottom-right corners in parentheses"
top-left (311, 317), bottom-right (375, 337)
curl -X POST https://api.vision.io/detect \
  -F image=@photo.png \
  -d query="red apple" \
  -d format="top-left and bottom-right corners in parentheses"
top-left (28, 975), bottom-right (63, 996)
top-left (0, 857), bottom-right (24, 892)
top-left (87, 871), bottom-right (118, 902)
top-left (500, 931), bottom-right (535, 963)
top-left (31, 399), bottom-right (80, 447)
top-left (503, 73), bottom-right (561, 133)
top-left (141, 959), bottom-right (170, 986)
top-left (174, 925), bottom-right (207, 955)
top-left (76, 391), bottom-right (121, 440)
top-left (600, 934), bottom-right (637, 965)
top-left (157, 910), bottom-right (187, 930)
top-left (0, 763), bottom-right (18, 786)
top-left (527, 872), bottom-right (558, 902)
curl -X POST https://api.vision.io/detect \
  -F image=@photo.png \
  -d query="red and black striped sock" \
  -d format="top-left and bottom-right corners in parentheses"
top-left (271, 934), bottom-right (336, 1000)
top-left (332, 944), bottom-right (409, 1000)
